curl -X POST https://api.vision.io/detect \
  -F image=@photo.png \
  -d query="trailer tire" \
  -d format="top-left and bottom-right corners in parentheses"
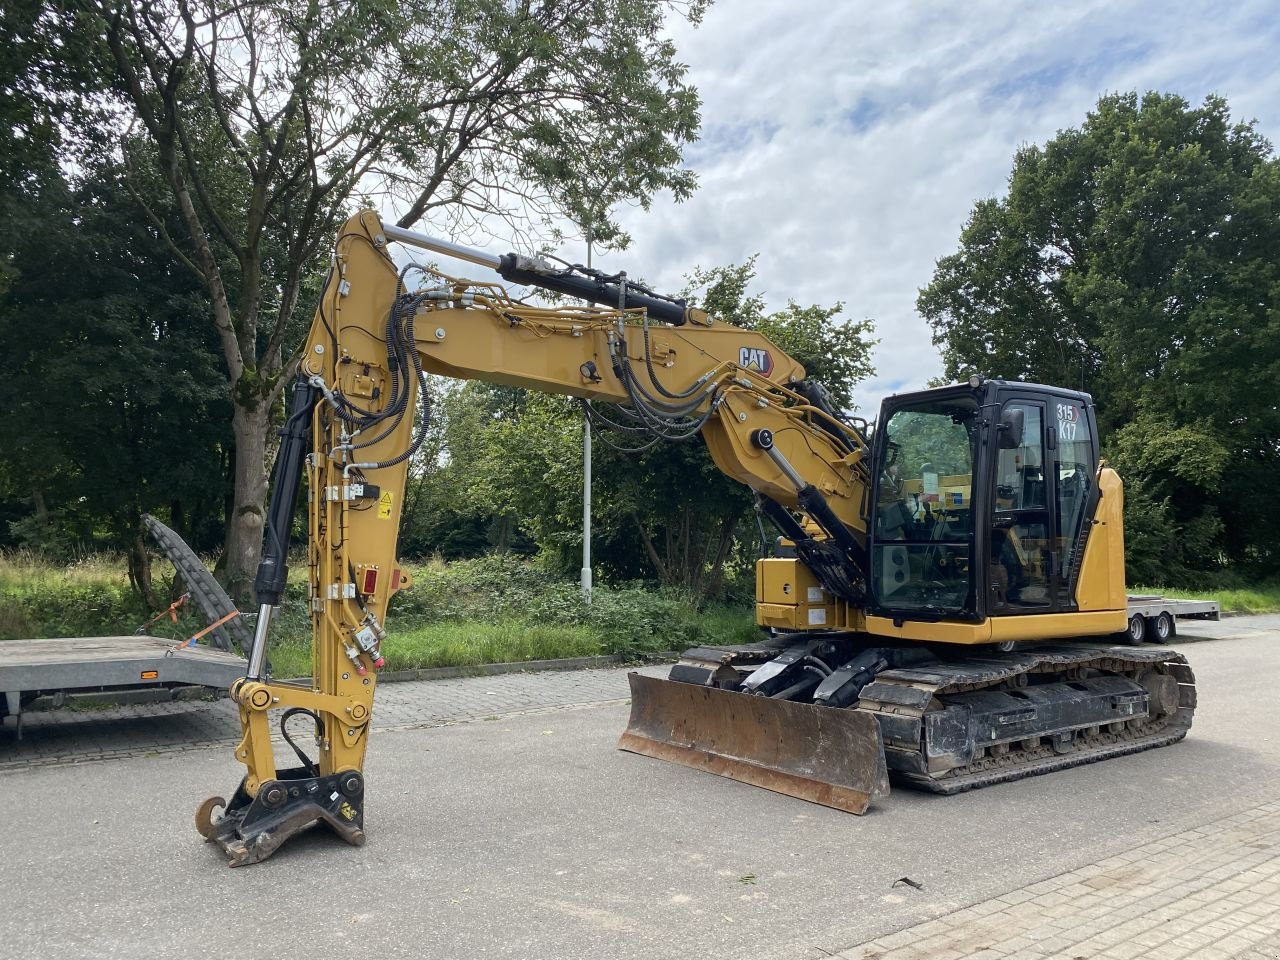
top-left (1123, 614), bottom-right (1147, 646)
top-left (1148, 612), bottom-right (1175, 642)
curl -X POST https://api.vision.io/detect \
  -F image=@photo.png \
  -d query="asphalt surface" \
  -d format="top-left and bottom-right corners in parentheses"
top-left (2, 618), bottom-right (1277, 960)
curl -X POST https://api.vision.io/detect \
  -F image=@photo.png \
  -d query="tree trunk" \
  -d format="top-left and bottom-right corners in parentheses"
top-left (31, 489), bottom-right (49, 524)
top-left (703, 515), bottom-right (740, 599)
top-left (633, 513), bottom-right (671, 585)
top-left (213, 444), bottom-right (234, 579)
top-left (169, 499), bottom-right (186, 541)
top-left (127, 530), bottom-right (160, 610)
top-left (223, 401), bottom-right (271, 604)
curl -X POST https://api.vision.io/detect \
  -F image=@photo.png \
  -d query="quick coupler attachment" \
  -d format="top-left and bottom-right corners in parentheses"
top-left (195, 765), bottom-right (366, 867)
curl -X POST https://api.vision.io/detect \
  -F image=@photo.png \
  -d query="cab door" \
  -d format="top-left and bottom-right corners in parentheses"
top-left (1048, 395), bottom-right (1097, 610)
top-left (988, 396), bottom-right (1056, 613)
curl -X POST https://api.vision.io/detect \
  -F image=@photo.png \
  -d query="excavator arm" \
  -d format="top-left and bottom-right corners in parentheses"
top-left (198, 210), bottom-right (876, 864)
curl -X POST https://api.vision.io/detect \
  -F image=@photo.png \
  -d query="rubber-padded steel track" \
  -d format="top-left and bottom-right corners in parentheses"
top-left (143, 514), bottom-right (251, 654)
top-left (857, 645), bottom-right (1195, 794)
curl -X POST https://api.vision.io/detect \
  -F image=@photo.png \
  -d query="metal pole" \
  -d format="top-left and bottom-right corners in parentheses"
top-left (582, 415), bottom-right (593, 602)
top-left (581, 228), bottom-right (594, 603)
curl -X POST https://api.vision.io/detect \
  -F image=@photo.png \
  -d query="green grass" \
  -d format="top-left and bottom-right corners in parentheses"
top-left (267, 621), bottom-right (610, 679)
top-left (1, 550), bottom-right (760, 675)
top-left (0, 550), bottom-right (158, 639)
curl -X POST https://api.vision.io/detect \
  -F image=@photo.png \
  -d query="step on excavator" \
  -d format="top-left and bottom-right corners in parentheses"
top-left (194, 211), bottom-right (1194, 865)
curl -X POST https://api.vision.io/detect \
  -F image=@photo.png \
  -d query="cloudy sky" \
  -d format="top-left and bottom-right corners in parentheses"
top-left (579, 0), bottom-right (1280, 412)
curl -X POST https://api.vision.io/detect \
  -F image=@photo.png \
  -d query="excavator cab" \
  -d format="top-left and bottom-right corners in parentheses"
top-left (867, 379), bottom-right (1100, 624)
top-left (621, 379), bottom-right (1187, 812)
top-left (722, 379), bottom-right (1100, 639)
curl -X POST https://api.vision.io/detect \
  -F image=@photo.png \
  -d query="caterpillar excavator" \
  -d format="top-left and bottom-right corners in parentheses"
top-left (196, 210), bottom-right (1195, 865)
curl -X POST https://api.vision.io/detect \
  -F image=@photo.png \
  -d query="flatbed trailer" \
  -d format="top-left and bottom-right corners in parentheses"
top-left (0, 636), bottom-right (246, 739)
top-left (1123, 595), bottom-right (1221, 644)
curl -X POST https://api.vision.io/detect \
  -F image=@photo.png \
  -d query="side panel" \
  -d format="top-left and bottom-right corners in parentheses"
top-left (755, 558), bottom-right (866, 632)
top-left (989, 610), bottom-right (1126, 641)
top-left (864, 610), bottom-right (1126, 645)
top-left (1074, 467), bottom-right (1128, 613)
top-left (865, 616), bottom-right (992, 645)
top-left (756, 558), bottom-right (834, 630)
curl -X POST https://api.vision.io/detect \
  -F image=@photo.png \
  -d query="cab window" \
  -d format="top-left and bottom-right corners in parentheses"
top-left (1053, 399), bottom-right (1094, 595)
top-left (872, 399), bottom-right (977, 615)
top-left (990, 401), bottom-right (1051, 610)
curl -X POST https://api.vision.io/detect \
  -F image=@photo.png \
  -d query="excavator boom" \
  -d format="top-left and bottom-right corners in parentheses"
top-left (195, 210), bottom-right (886, 863)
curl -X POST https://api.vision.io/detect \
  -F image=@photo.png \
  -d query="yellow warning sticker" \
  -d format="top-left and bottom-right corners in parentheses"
top-left (377, 491), bottom-right (393, 519)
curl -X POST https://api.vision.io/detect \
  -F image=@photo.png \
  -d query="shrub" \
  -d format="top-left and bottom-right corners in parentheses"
top-left (1, 550), bottom-right (760, 660)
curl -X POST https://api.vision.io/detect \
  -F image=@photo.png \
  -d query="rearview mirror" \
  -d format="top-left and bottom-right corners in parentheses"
top-left (998, 407), bottom-right (1024, 449)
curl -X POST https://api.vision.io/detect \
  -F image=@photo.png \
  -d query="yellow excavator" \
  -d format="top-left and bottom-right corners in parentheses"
top-left (196, 210), bottom-right (1195, 865)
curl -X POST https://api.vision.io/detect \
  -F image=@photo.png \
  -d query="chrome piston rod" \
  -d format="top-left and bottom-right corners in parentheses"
top-left (379, 223), bottom-right (503, 271)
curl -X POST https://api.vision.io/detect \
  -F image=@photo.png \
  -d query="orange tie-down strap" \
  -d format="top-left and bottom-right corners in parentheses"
top-left (135, 593), bottom-right (191, 633)
top-left (174, 609), bottom-right (242, 650)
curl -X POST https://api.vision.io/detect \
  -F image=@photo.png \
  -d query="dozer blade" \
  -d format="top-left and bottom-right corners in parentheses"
top-left (618, 672), bottom-right (890, 814)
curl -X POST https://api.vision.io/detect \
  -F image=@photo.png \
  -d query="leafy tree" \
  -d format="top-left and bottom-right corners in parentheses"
top-left (421, 258), bottom-right (877, 596)
top-left (0, 1), bottom-right (108, 294)
top-left (682, 258), bottom-right (876, 410)
top-left (1106, 415), bottom-right (1230, 583)
top-left (0, 159), bottom-right (232, 604)
top-left (399, 381), bottom-right (538, 560)
top-left (918, 92), bottom-right (1280, 580)
top-left (83, 0), bottom-right (707, 600)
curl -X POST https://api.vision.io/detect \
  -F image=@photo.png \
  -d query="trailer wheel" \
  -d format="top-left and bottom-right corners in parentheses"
top-left (1148, 612), bottom-right (1175, 642)
top-left (1123, 614), bottom-right (1147, 646)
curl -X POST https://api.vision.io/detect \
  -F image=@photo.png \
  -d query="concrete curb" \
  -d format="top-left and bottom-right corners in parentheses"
top-left (24, 650), bottom-right (679, 713)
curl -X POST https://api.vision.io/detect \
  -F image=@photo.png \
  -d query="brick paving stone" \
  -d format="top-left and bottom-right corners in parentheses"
top-left (1030, 934), bottom-right (1077, 954)
top-left (997, 889), bottom-right (1037, 906)
top-left (836, 797), bottom-right (1280, 960)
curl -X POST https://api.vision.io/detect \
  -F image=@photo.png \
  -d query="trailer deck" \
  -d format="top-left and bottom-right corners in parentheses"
top-left (1127, 595), bottom-right (1221, 620)
top-left (0, 636), bottom-right (246, 738)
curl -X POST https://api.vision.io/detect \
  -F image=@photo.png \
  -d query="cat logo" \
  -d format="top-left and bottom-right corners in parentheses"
top-left (739, 346), bottom-right (775, 376)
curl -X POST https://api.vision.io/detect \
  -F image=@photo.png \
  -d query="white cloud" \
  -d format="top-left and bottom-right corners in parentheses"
top-left (570, 0), bottom-right (1280, 413)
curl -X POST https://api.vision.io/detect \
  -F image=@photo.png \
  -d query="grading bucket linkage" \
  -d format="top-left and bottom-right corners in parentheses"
top-left (618, 673), bottom-right (890, 814)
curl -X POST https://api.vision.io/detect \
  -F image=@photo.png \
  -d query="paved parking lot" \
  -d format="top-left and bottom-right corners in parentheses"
top-left (1, 664), bottom-right (644, 770)
top-left (1, 617), bottom-right (1277, 959)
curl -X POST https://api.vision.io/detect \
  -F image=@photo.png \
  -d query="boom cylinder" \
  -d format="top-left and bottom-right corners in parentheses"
top-left (378, 223), bottom-right (697, 325)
